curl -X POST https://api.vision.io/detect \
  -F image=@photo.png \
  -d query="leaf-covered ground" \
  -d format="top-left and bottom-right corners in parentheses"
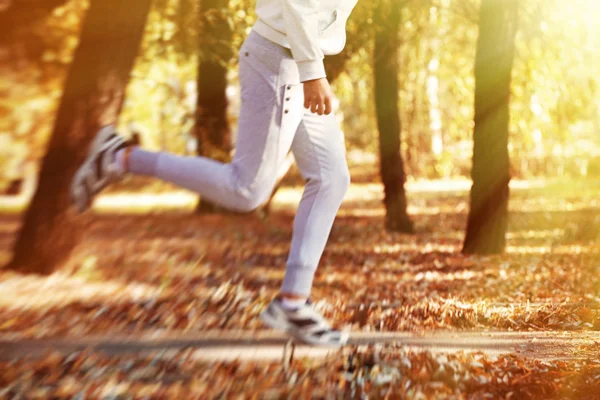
top-left (2, 346), bottom-right (600, 399)
top-left (1, 179), bottom-right (600, 397)
top-left (1, 180), bottom-right (600, 337)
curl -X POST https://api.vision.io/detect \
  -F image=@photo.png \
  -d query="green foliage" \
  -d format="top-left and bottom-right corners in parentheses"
top-left (510, 0), bottom-right (600, 177)
top-left (0, 0), bottom-right (87, 189)
top-left (118, 0), bottom-right (256, 155)
top-left (3, 0), bottom-right (600, 186)
top-left (335, 0), bottom-right (600, 179)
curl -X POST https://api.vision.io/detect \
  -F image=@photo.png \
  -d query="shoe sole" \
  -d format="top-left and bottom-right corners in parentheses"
top-left (259, 308), bottom-right (347, 348)
top-left (70, 125), bottom-right (118, 213)
top-left (259, 308), bottom-right (291, 332)
top-left (88, 125), bottom-right (116, 157)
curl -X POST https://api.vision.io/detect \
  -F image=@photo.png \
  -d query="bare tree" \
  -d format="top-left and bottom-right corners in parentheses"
top-left (463, 0), bottom-right (519, 254)
top-left (9, 0), bottom-right (151, 274)
top-left (373, 0), bottom-right (414, 233)
top-left (194, 0), bottom-right (234, 213)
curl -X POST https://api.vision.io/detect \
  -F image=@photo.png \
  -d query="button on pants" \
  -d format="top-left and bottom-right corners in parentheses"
top-left (129, 30), bottom-right (350, 296)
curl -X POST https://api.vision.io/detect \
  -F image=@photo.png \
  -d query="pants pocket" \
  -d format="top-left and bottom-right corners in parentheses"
top-left (277, 83), bottom-right (304, 166)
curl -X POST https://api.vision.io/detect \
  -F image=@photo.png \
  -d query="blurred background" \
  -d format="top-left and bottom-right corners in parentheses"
top-left (2, 0), bottom-right (600, 397)
top-left (2, 0), bottom-right (599, 190)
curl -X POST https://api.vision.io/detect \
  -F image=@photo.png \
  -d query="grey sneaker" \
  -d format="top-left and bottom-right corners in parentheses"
top-left (260, 298), bottom-right (349, 347)
top-left (70, 125), bottom-right (132, 213)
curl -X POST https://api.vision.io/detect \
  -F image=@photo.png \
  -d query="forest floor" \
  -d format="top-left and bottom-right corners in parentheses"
top-left (1, 175), bottom-right (600, 398)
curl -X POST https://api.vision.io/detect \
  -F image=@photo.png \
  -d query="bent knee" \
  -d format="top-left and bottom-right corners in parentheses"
top-left (231, 186), bottom-right (271, 212)
top-left (319, 164), bottom-right (351, 199)
top-left (340, 165), bottom-right (351, 193)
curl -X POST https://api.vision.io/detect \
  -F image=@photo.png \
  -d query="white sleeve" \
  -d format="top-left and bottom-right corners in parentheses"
top-left (281, 0), bottom-right (327, 82)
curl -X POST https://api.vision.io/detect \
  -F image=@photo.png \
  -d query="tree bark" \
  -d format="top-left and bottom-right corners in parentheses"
top-left (373, 0), bottom-right (413, 233)
top-left (324, 53), bottom-right (352, 83)
top-left (8, 0), bottom-right (151, 274)
top-left (194, 0), bottom-right (234, 213)
top-left (324, 0), bottom-right (371, 83)
top-left (462, 0), bottom-right (518, 255)
top-left (194, 2), bottom-right (361, 215)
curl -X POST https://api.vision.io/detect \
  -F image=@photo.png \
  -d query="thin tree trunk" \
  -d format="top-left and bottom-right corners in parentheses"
top-left (373, 0), bottom-right (413, 233)
top-left (324, 53), bottom-right (351, 83)
top-left (324, 0), bottom-right (370, 83)
top-left (194, 2), bottom-right (359, 215)
top-left (463, 0), bottom-right (518, 255)
top-left (195, 0), bottom-right (234, 213)
top-left (8, 0), bottom-right (151, 274)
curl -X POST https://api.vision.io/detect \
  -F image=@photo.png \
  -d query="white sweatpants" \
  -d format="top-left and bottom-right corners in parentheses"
top-left (129, 30), bottom-right (350, 296)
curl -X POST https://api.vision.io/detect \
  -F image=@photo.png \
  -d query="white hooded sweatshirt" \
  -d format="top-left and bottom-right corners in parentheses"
top-left (253, 0), bottom-right (359, 82)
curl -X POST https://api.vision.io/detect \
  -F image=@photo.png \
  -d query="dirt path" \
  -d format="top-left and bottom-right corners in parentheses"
top-left (2, 330), bottom-right (598, 362)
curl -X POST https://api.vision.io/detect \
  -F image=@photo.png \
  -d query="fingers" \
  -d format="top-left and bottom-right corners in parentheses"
top-left (311, 100), bottom-right (320, 115)
top-left (303, 78), bottom-right (333, 115)
top-left (305, 95), bottom-right (321, 114)
top-left (305, 96), bottom-right (331, 115)
top-left (324, 96), bottom-right (332, 115)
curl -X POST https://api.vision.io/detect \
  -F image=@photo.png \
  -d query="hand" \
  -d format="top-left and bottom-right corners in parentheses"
top-left (303, 78), bottom-right (333, 115)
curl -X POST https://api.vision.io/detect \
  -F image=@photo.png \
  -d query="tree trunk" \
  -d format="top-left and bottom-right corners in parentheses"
top-left (193, 1), bottom-right (360, 215)
top-left (324, 0), bottom-right (370, 83)
top-left (462, 0), bottom-right (518, 255)
top-left (8, 0), bottom-right (151, 274)
top-left (324, 53), bottom-right (352, 83)
top-left (194, 0), bottom-right (234, 213)
top-left (373, 0), bottom-right (413, 233)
